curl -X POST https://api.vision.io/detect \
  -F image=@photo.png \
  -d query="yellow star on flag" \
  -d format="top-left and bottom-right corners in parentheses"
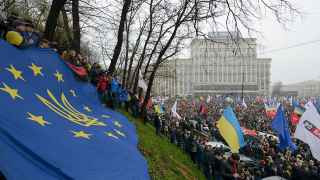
top-left (102, 114), bottom-right (111, 119)
top-left (70, 89), bottom-right (77, 97)
top-left (114, 121), bottom-right (122, 128)
top-left (71, 130), bottom-right (91, 139)
top-left (0, 82), bottom-right (23, 100)
top-left (27, 112), bottom-right (51, 126)
top-left (105, 132), bottom-right (119, 139)
top-left (84, 106), bottom-right (92, 112)
top-left (54, 71), bottom-right (64, 82)
top-left (28, 63), bottom-right (43, 77)
top-left (114, 129), bottom-right (126, 137)
top-left (6, 65), bottom-right (25, 81)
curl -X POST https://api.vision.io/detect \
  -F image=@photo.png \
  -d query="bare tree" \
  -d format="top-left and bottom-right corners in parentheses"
top-left (44, 0), bottom-right (67, 41)
top-left (107, 0), bottom-right (132, 76)
top-left (72, 0), bottom-right (81, 52)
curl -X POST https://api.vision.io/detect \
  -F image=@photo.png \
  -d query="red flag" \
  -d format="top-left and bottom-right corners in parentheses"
top-left (291, 112), bottom-right (300, 125)
top-left (66, 62), bottom-right (88, 77)
top-left (241, 127), bottom-right (257, 136)
top-left (266, 109), bottom-right (276, 119)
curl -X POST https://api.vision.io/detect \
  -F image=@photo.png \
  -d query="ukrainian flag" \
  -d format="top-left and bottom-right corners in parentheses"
top-left (217, 106), bottom-right (245, 152)
top-left (294, 106), bottom-right (305, 116)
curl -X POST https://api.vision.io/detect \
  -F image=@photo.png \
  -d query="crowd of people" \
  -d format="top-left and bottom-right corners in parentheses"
top-left (1, 13), bottom-right (319, 180)
top-left (148, 97), bottom-right (320, 180)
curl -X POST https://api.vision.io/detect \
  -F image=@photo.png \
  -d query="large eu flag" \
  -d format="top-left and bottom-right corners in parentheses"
top-left (0, 40), bottom-right (149, 180)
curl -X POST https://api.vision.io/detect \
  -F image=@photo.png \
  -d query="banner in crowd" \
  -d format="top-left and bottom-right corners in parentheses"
top-left (294, 102), bottom-right (320, 161)
top-left (0, 40), bottom-right (149, 179)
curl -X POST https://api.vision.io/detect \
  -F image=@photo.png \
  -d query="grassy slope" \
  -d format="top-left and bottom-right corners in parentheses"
top-left (120, 110), bottom-right (206, 180)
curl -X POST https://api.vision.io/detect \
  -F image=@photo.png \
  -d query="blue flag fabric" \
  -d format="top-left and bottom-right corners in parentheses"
top-left (271, 104), bottom-right (297, 151)
top-left (0, 40), bottom-right (149, 180)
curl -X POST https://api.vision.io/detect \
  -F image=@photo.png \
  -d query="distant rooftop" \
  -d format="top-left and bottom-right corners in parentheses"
top-left (208, 31), bottom-right (242, 39)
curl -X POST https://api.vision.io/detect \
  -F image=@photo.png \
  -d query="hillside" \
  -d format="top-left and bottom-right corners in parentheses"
top-left (121, 110), bottom-right (206, 180)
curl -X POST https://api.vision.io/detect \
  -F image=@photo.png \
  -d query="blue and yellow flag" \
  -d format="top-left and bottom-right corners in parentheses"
top-left (294, 106), bottom-right (305, 116)
top-left (0, 40), bottom-right (149, 180)
top-left (217, 106), bottom-right (245, 152)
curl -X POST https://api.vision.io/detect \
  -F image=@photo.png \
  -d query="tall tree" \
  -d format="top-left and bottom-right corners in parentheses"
top-left (61, 6), bottom-right (72, 47)
top-left (107, 0), bottom-right (132, 76)
top-left (72, 0), bottom-right (80, 52)
top-left (44, 0), bottom-right (67, 41)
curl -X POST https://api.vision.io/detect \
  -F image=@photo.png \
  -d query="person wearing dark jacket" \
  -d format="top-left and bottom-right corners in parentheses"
top-left (21, 20), bottom-right (39, 48)
top-left (219, 153), bottom-right (240, 180)
top-left (154, 114), bottom-right (161, 136)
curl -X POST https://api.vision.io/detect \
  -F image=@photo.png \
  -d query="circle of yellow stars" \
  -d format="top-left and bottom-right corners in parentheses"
top-left (0, 63), bottom-right (127, 141)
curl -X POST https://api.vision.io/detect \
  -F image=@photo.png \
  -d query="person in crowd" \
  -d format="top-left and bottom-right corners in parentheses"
top-left (154, 114), bottom-right (161, 136)
top-left (89, 63), bottom-right (103, 86)
top-left (49, 41), bottom-right (59, 52)
top-left (144, 96), bottom-right (320, 180)
top-left (21, 19), bottom-right (40, 48)
top-left (39, 38), bottom-right (50, 48)
top-left (5, 20), bottom-right (26, 47)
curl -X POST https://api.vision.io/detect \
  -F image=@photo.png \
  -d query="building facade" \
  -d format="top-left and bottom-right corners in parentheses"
top-left (152, 32), bottom-right (271, 97)
top-left (282, 80), bottom-right (320, 97)
top-left (153, 58), bottom-right (193, 97)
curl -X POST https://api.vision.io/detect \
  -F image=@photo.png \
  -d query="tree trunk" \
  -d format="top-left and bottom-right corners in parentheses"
top-left (132, 66), bottom-right (140, 94)
top-left (107, 0), bottom-right (131, 76)
top-left (72, 0), bottom-right (80, 52)
top-left (141, 65), bottom-right (158, 112)
top-left (61, 6), bottom-right (72, 48)
top-left (122, 21), bottom-right (129, 87)
top-left (44, 0), bottom-right (67, 41)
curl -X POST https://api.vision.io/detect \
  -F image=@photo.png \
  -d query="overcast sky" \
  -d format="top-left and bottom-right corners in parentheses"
top-left (256, 0), bottom-right (320, 85)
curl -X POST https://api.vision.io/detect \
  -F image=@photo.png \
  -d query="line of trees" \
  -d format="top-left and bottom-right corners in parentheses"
top-left (1, 0), bottom-right (299, 113)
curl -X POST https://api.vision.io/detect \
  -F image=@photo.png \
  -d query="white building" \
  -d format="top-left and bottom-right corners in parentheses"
top-left (153, 32), bottom-right (271, 97)
top-left (282, 80), bottom-right (320, 97)
top-left (153, 58), bottom-right (193, 97)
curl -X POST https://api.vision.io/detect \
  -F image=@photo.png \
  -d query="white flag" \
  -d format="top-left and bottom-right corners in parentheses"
top-left (242, 98), bottom-right (247, 108)
top-left (171, 100), bottom-right (182, 119)
top-left (294, 102), bottom-right (320, 161)
top-left (138, 71), bottom-right (147, 92)
top-left (206, 95), bottom-right (211, 103)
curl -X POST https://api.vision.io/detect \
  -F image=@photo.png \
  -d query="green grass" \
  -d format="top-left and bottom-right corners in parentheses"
top-left (120, 110), bottom-right (206, 180)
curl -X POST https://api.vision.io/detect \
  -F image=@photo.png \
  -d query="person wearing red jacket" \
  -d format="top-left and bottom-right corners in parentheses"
top-left (97, 74), bottom-right (109, 94)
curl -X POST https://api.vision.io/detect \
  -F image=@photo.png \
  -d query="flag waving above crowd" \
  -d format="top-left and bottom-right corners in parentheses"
top-left (217, 106), bottom-right (245, 153)
top-left (294, 102), bottom-right (320, 161)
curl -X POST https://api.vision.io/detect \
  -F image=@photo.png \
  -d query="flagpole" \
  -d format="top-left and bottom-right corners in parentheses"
top-left (241, 70), bottom-right (245, 99)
